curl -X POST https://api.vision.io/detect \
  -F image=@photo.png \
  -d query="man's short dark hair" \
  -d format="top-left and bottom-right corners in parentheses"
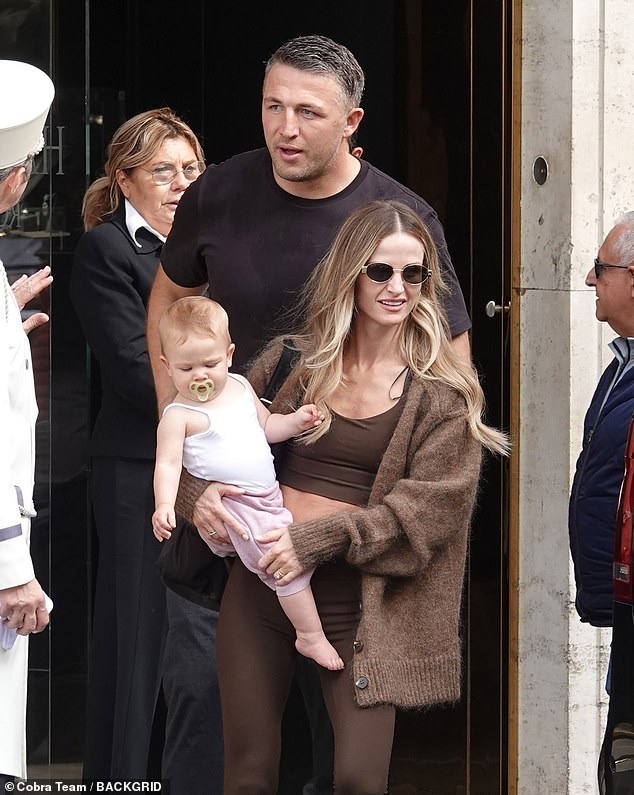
top-left (265, 35), bottom-right (365, 109)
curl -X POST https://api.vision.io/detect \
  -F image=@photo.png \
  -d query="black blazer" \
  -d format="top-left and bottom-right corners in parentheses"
top-left (70, 205), bottom-right (162, 460)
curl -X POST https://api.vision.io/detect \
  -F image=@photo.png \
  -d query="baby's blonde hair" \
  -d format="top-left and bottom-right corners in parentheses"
top-left (158, 296), bottom-right (231, 354)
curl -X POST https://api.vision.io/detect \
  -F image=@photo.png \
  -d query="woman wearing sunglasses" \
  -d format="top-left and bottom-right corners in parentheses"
top-left (178, 198), bottom-right (509, 793)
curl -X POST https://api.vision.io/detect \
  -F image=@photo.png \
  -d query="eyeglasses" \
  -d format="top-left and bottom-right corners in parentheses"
top-left (360, 262), bottom-right (430, 285)
top-left (141, 161), bottom-right (205, 186)
top-left (594, 258), bottom-right (632, 279)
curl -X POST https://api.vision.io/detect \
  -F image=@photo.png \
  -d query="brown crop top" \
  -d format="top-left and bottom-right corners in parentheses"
top-left (278, 397), bottom-right (404, 507)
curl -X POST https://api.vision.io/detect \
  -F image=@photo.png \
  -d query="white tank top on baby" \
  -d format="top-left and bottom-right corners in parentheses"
top-left (163, 373), bottom-right (277, 494)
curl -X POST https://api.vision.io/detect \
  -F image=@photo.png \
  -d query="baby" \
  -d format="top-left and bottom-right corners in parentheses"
top-left (152, 296), bottom-right (343, 670)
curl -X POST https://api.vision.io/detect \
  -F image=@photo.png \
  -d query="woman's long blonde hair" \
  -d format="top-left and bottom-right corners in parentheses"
top-left (81, 107), bottom-right (204, 230)
top-left (285, 199), bottom-right (509, 455)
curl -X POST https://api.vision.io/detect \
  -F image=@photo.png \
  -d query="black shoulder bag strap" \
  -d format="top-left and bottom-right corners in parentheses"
top-left (259, 341), bottom-right (300, 472)
top-left (260, 341), bottom-right (300, 406)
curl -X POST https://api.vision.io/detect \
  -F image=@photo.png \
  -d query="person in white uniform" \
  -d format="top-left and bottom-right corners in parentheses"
top-left (0, 59), bottom-right (55, 785)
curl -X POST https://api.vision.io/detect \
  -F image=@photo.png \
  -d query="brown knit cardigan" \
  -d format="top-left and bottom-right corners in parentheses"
top-left (177, 341), bottom-right (483, 710)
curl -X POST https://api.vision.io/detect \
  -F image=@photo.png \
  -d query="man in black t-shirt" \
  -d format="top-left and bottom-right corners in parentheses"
top-left (147, 35), bottom-right (471, 795)
top-left (149, 42), bottom-right (470, 379)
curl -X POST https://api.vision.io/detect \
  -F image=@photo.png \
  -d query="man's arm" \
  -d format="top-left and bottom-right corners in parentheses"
top-left (12, 265), bottom-right (53, 334)
top-left (11, 266), bottom-right (53, 310)
top-left (0, 578), bottom-right (49, 635)
top-left (146, 267), bottom-right (251, 545)
top-left (450, 330), bottom-right (471, 361)
top-left (146, 265), bottom-right (206, 412)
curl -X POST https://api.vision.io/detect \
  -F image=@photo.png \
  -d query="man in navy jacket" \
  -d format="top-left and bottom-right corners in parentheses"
top-left (569, 212), bottom-right (634, 627)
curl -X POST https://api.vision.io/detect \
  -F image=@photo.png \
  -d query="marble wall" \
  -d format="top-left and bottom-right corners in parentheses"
top-left (517, 0), bottom-right (634, 791)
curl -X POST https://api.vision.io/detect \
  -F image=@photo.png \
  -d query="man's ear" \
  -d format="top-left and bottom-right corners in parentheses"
top-left (5, 165), bottom-right (27, 191)
top-left (343, 107), bottom-right (364, 140)
top-left (0, 165), bottom-right (29, 213)
top-left (629, 265), bottom-right (634, 298)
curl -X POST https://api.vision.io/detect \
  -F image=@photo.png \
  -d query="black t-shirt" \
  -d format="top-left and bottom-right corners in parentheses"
top-left (162, 148), bottom-right (471, 371)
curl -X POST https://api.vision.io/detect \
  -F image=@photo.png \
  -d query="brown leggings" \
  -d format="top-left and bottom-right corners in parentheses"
top-left (217, 558), bottom-right (395, 794)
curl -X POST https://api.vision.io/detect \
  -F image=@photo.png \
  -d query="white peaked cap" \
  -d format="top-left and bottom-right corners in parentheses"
top-left (0, 60), bottom-right (55, 170)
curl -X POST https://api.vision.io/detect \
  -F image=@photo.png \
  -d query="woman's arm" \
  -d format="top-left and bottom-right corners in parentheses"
top-left (259, 407), bottom-right (482, 582)
top-left (174, 468), bottom-right (210, 523)
top-left (70, 228), bottom-right (158, 418)
top-left (281, 408), bottom-right (482, 579)
top-left (256, 377), bottom-right (485, 582)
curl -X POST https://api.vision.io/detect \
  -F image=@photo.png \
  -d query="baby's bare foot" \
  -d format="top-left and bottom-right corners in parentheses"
top-left (296, 633), bottom-right (345, 671)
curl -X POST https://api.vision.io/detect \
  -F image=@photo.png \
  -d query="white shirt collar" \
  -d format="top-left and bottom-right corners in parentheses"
top-left (124, 199), bottom-right (166, 247)
top-left (608, 336), bottom-right (634, 369)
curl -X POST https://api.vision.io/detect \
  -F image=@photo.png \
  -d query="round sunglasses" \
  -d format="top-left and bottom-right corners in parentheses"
top-left (360, 262), bottom-right (431, 285)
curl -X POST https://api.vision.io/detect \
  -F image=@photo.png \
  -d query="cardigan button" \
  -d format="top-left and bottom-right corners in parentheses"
top-left (352, 640), bottom-right (363, 652)
top-left (355, 675), bottom-right (369, 690)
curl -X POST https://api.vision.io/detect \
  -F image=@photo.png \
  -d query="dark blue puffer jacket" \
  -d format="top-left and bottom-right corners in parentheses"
top-left (569, 360), bottom-right (634, 626)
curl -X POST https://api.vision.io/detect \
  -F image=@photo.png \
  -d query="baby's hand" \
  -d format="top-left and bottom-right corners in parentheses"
top-left (152, 505), bottom-right (176, 542)
top-left (295, 404), bottom-right (325, 432)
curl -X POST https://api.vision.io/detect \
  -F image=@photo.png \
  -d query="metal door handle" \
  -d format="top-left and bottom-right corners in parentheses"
top-left (485, 300), bottom-right (510, 318)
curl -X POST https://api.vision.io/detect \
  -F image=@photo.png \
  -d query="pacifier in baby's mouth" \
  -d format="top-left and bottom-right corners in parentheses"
top-left (189, 379), bottom-right (215, 402)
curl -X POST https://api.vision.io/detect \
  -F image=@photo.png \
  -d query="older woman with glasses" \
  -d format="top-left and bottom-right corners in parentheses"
top-left (69, 108), bottom-right (205, 781)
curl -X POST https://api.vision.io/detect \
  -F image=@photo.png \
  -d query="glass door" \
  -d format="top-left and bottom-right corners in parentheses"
top-left (14, 0), bottom-right (512, 786)
top-left (0, 0), bottom-right (92, 774)
top-left (388, 2), bottom-right (511, 792)
top-left (83, 1), bottom-right (512, 791)
top-left (0, 0), bottom-right (55, 773)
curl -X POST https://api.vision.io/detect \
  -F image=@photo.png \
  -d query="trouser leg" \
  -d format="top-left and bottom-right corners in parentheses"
top-left (83, 460), bottom-right (117, 779)
top-left (295, 657), bottom-right (335, 795)
top-left (85, 458), bottom-right (166, 780)
top-left (218, 558), bottom-right (394, 795)
top-left (312, 562), bottom-right (394, 795)
top-left (111, 460), bottom-right (167, 777)
top-left (218, 559), bottom-right (296, 795)
top-left (162, 589), bottom-right (223, 795)
top-left (319, 667), bottom-right (394, 795)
